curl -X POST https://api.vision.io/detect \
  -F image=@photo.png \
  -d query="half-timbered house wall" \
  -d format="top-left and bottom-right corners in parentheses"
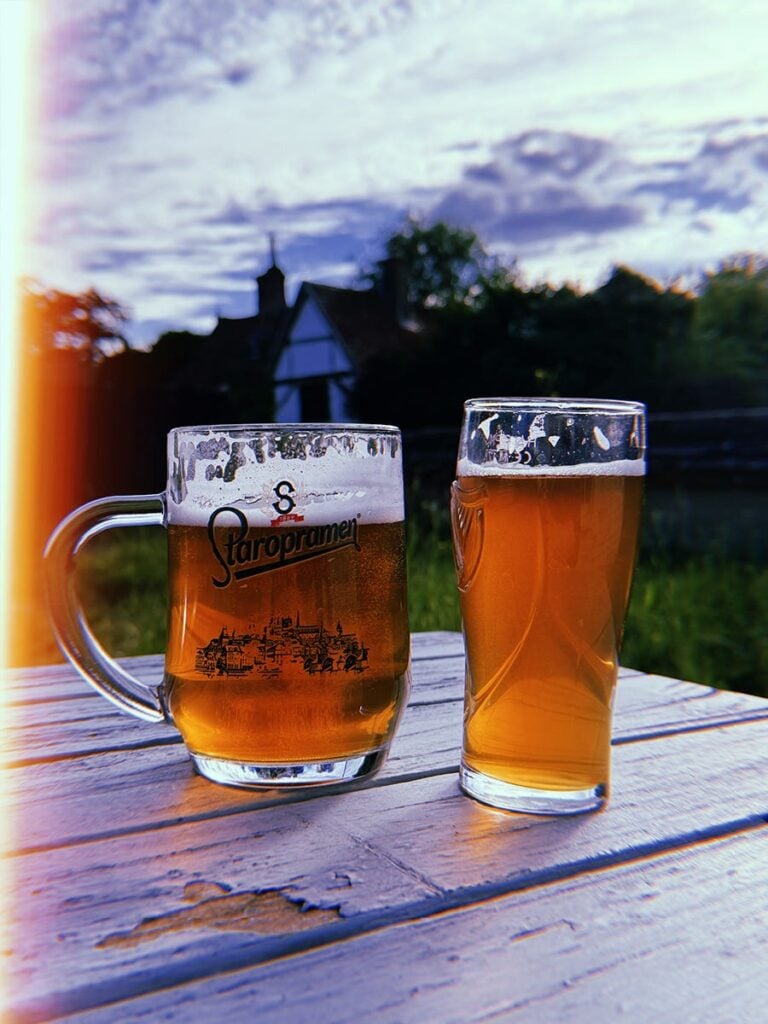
top-left (273, 293), bottom-right (355, 422)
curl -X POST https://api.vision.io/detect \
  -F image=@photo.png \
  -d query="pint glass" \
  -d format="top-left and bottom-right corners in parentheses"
top-left (45, 424), bottom-right (411, 788)
top-left (451, 399), bottom-right (645, 813)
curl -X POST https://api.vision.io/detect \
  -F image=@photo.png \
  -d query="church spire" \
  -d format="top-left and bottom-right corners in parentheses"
top-left (255, 234), bottom-right (286, 318)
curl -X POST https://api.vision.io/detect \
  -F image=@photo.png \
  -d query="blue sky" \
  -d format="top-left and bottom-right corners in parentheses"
top-left (23, 0), bottom-right (768, 345)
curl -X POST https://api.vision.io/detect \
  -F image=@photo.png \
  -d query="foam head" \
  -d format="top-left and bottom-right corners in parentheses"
top-left (166, 424), bottom-right (405, 526)
top-left (457, 399), bottom-right (646, 477)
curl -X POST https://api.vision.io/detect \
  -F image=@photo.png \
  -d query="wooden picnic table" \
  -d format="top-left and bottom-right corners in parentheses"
top-left (3, 631), bottom-right (768, 1023)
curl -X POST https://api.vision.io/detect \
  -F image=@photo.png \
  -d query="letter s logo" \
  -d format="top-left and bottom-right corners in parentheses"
top-left (272, 480), bottom-right (296, 515)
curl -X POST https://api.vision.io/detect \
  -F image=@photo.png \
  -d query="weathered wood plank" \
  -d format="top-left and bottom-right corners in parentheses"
top-left (4, 721), bottom-right (767, 1020)
top-left (3, 670), bottom-right (767, 852)
top-left (615, 671), bottom-right (768, 737)
top-left (1, 653), bottom-right (465, 765)
top-left (0, 698), bottom-right (461, 855)
top-left (2, 675), bottom-right (764, 853)
top-left (5, 651), bottom-right (767, 767)
top-left (0, 656), bottom-right (165, 703)
top-left (0, 660), bottom-right (639, 766)
top-left (60, 827), bottom-right (768, 1024)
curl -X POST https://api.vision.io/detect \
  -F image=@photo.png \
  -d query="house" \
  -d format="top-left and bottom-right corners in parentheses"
top-left (199, 251), bottom-right (420, 423)
top-left (165, 256), bottom-right (291, 421)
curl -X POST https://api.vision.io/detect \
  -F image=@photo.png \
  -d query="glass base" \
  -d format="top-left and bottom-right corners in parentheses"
top-left (190, 748), bottom-right (386, 789)
top-left (459, 762), bottom-right (607, 815)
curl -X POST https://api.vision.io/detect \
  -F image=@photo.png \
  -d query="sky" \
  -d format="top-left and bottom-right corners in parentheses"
top-left (19, 0), bottom-right (768, 346)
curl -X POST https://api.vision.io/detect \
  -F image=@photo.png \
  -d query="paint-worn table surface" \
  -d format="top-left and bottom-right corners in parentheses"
top-left (3, 631), bottom-right (768, 1023)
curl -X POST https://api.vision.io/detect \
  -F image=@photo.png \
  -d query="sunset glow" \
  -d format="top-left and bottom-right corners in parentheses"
top-left (22, 0), bottom-right (768, 347)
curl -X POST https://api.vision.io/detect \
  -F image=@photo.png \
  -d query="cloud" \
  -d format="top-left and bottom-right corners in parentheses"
top-left (81, 248), bottom-right (151, 274)
top-left (632, 125), bottom-right (768, 214)
top-left (27, 1), bottom-right (768, 342)
top-left (431, 130), bottom-right (644, 245)
top-left (202, 200), bottom-right (256, 227)
top-left (426, 122), bottom-right (768, 280)
top-left (40, 0), bottom-right (421, 126)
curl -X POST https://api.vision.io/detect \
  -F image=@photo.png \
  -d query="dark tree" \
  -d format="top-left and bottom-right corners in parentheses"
top-left (362, 217), bottom-right (512, 311)
top-left (686, 255), bottom-right (768, 405)
top-left (21, 279), bottom-right (129, 360)
top-left (540, 266), bottom-right (693, 408)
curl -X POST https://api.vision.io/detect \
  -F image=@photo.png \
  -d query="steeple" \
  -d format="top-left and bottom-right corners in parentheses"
top-left (256, 234), bottom-right (286, 318)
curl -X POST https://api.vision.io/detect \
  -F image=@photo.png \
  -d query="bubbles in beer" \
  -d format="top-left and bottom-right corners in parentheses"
top-left (162, 424), bottom-right (410, 774)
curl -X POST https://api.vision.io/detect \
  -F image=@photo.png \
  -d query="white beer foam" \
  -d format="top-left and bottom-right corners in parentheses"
top-left (456, 457), bottom-right (646, 477)
top-left (168, 437), bottom-right (405, 526)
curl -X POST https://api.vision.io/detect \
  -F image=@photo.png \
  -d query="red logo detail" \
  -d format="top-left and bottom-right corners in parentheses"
top-left (270, 512), bottom-right (305, 526)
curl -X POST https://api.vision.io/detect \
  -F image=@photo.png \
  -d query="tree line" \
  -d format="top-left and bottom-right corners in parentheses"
top-left (12, 223), bottom-right (766, 667)
top-left (355, 220), bottom-right (768, 426)
top-left (17, 221), bottom-right (768, 515)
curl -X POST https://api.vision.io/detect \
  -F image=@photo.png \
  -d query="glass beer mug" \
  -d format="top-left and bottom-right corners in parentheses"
top-left (45, 423), bottom-right (411, 788)
top-left (451, 398), bottom-right (645, 814)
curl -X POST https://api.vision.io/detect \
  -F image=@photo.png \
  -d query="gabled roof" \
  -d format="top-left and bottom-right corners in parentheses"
top-left (291, 281), bottom-right (419, 368)
top-left (181, 262), bottom-right (420, 387)
top-left (170, 304), bottom-right (292, 392)
top-left (211, 314), bottom-right (259, 342)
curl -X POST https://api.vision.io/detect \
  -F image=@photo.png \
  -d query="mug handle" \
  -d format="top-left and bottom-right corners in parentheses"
top-left (44, 494), bottom-right (167, 723)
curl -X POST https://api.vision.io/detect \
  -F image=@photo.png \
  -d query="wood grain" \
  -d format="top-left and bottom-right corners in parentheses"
top-left (3, 660), bottom-right (767, 854)
top-left (5, 720), bottom-right (768, 1021)
top-left (4, 633), bottom-right (767, 1024)
top-left (65, 827), bottom-right (768, 1024)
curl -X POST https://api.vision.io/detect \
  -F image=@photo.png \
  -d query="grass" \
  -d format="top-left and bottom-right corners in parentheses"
top-left (67, 486), bottom-right (768, 698)
top-left (77, 527), bottom-right (168, 657)
top-left (622, 556), bottom-right (768, 696)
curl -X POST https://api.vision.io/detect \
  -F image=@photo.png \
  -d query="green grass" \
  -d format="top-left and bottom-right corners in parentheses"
top-left (407, 534), bottom-right (461, 634)
top-left (69, 490), bottom-right (768, 698)
top-left (77, 527), bottom-right (168, 657)
top-left (622, 556), bottom-right (768, 697)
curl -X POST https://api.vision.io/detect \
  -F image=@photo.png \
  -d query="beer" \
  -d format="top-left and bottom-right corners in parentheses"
top-left (45, 422), bottom-right (409, 789)
top-left (159, 424), bottom-right (411, 786)
top-left (164, 517), bottom-right (410, 765)
top-left (452, 464), bottom-right (643, 798)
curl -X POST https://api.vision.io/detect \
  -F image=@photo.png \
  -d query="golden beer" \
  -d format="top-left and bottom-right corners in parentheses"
top-left (164, 518), bottom-right (410, 766)
top-left (44, 422), bottom-right (409, 789)
top-left (453, 471), bottom-right (643, 797)
top-left (452, 397), bottom-right (646, 813)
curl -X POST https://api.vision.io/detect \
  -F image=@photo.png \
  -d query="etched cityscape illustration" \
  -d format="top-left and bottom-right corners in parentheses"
top-left (196, 614), bottom-right (369, 677)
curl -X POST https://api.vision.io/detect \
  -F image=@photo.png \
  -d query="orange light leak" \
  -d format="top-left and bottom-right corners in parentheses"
top-left (1, 2), bottom-right (42, 1014)
top-left (2, 1), bottom-right (79, 674)
top-left (1, 2), bottom-right (33, 670)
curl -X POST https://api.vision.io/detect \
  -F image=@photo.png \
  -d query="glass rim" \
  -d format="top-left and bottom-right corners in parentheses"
top-left (463, 397), bottom-right (646, 415)
top-left (169, 422), bottom-right (402, 437)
